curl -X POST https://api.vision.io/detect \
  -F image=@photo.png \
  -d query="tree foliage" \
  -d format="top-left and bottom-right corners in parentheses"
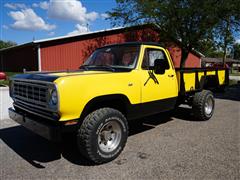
top-left (198, 39), bottom-right (224, 58)
top-left (0, 40), bottom-right (17, 49)
top-left (233, 43), bottom-right (240, 59)
top-left (108, 0), bottom-right (240, 67)
top-left (213, 0), bottom-right (240, 62)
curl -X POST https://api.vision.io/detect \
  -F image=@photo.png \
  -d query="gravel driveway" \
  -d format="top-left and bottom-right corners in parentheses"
top-left (0, 85), bottom-right (239, 179)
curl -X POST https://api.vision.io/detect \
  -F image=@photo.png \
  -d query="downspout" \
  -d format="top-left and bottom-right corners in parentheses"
top-left (37, 44), bottom-right (42, 72)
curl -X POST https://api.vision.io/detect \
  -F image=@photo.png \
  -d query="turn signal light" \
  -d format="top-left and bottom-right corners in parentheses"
top-left (63, 120), bottom-right (78, 125)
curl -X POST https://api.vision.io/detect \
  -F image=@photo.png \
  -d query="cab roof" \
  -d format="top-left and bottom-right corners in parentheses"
top-left (98, 42), bottom-right (163, 49)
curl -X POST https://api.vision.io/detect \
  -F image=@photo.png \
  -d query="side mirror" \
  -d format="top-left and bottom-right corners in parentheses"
top-left (154, 59), bottom-right (166, 74)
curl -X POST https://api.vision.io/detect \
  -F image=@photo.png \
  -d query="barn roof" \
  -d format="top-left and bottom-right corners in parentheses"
top-left (0, 24), bottom-right (151, 52)
top-left (202, 57), bottom-right (240, 63)
top-left (33, 27), bottom-right (125, 44)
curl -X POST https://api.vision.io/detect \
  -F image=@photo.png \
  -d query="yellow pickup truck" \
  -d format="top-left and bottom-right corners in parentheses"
top-left (9, 42), bottom-right (228, 163)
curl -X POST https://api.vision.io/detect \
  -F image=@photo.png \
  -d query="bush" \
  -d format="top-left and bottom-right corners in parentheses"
top-left (0, 72), bottom-right (21, 86)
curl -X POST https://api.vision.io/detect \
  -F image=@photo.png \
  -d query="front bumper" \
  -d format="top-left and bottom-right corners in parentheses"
top-left (8, 108), bottom-right (77, 142)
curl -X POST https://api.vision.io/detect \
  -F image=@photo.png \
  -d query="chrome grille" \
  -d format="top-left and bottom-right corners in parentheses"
top-left (12, 80), bottom-right (49, 108)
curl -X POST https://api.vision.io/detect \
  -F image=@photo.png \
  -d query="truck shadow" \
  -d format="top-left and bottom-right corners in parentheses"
top-left (128, 111), bottom-right (173, 136)
top-left (172, 107), bottom-right (195, 121)
top-left (0, 112), bottom-right (173, 168)
top-left (173, 84), bottom-right (240, 121)
top-left (214, 84), bottom-right (240, 101)
top-left (0, 125), bottom-right (93, 167)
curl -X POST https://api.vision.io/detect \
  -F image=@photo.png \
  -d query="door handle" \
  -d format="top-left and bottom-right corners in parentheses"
top-left (168, 74), bottom-right (174, 77)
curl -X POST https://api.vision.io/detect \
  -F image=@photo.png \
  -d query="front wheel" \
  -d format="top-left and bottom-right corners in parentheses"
top-left (77, 108), bottom-right (128, 164)
top-left (192, 90), bottom-right (215, 121)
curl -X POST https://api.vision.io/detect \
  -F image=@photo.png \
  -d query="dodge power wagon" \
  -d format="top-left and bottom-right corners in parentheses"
top-left (9, 42), bottom-right (229, 163)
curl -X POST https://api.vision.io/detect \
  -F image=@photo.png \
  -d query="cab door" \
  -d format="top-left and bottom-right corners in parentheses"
top-left (140, 45), bottom-right (178, 115)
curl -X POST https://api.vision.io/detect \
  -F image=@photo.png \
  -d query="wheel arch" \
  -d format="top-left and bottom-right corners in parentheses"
top-left (79, 94), bottom-right (131, 121)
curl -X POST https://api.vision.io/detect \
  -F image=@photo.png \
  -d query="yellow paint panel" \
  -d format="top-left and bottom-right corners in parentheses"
top-left (198, 72), bottom-right (204, 81)
top-left (206, 71), bottom-right (216, 75)
top-left (183, 73), bottom-right (196, 91)
top-left (54, 71), bottom-right (141, 121)
top-left (218, 70), bottom-right (225, 85)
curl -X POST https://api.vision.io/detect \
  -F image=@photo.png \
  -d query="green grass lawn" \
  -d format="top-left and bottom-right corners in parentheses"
top-left (0, 72), bottom-right (21, 86)
top-left (230, 72), bottom-right (240, 76)
top-left (229, 79), bottom-right (239, 86)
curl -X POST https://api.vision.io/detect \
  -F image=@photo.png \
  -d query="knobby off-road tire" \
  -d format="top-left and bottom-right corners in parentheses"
top-left (77, 108), bottom-right (128, 164)
top-left (192, 90), bottom-right (215, 121)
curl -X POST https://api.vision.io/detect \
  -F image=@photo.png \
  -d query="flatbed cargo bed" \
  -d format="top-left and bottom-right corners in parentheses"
top-left (176, 68), bottom-right (229, 95)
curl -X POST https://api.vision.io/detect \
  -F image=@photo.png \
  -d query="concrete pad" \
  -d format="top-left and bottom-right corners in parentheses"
top-left (0, 87), bottom-right (13, 120)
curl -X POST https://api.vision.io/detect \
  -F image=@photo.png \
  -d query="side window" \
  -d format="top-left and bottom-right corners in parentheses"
top-left (142, 49), bottom-right (170, 70)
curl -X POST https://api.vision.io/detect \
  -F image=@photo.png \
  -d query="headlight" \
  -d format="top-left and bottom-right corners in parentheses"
top-left (49, 88), bottom-right (58, 106)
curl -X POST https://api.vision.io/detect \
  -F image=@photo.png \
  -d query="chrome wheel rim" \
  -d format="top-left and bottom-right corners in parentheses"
top-left (205, 96), bottom-right (213, 115)
top-left (98, 120), bottom-right (122, 153)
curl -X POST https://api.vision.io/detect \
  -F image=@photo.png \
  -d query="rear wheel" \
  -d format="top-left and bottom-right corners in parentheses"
top-left (192, 90), bottom-right (215, 121)
top-left (77, 108), bottom-right (128, 164)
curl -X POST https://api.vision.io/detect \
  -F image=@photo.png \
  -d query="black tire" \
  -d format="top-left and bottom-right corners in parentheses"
top-left (192, 90), bottom-right (215, 121)
top-left (77, 108), bottom-right (128, 164)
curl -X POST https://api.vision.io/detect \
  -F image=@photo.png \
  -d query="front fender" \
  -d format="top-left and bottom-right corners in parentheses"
top-left (54, 71), bottom-right (141, 121)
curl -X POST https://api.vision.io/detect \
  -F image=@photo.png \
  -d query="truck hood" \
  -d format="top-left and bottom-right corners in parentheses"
top-left (12, 70), bottom-right (112, 82)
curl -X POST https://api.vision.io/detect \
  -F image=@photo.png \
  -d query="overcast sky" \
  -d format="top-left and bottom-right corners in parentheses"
top-left (0, 0), bottom-right (116, 44)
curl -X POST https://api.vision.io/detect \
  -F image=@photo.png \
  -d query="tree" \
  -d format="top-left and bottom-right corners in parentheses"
top-left (0, 40), bottom-right (17, 49)
top-left (198, 38), bottom-right (232, 58)
top-left (233, 43), bottom-right (240, 59)
top-left (108, 0), bottom-right (240, 67)
top-left (213, 0), bottom-right (240, 64)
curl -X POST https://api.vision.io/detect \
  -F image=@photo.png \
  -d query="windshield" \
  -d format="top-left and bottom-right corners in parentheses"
top-left (83, 45), bottom-right (140, 69)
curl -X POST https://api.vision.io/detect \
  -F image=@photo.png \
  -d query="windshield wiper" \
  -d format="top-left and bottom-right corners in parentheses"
top-left (79, 65), bottom-right (89, 70)
top-left (79, 65), bottom-right (116, 72)
top-left (96, 65), bottom-right (116, 72)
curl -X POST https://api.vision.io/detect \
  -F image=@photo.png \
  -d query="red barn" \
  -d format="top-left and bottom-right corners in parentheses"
top-left (0, 24), bottom-right (203, 72)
